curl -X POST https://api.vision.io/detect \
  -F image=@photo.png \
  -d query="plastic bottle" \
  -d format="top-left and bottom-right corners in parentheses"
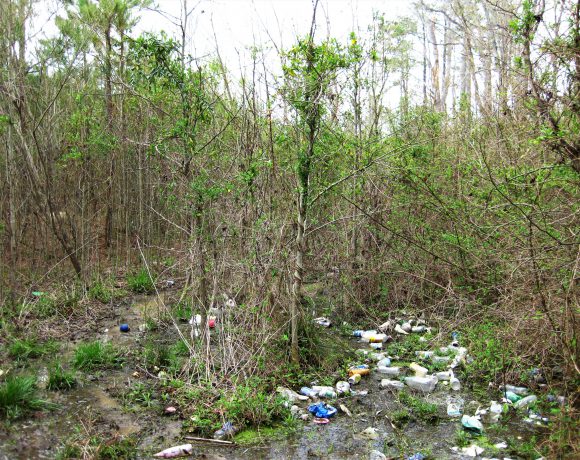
top-left (505, 391), bottom-right (521, 403)
top-left (435, 371), bottom-right (452, 380)
top-left (362, 333), bottom-right (387, 343)
top-left (411, 326), bottom-right (426, 333)
top-left (377, 357), bottom-right (392, 367)
top-left (370, 342), bottom-right (383, 350)
top-left (409, 362), bottom-right (428, 377)
top-left (432, 355), bottom-right (451, 363)
top-left (489, 401), bottom-right (503, 423)
top-left (380, 379), bottom-right (405, 390)
top-left (361, 330), bottom-right (378, 339)
top-left (377, 366), bottom-right (400, 376)
top-left (502, 385), bottom-right (529, 396)
top-left (405, 376), bottom-right (438, 392)
top-left (371, 353), bottom-right (387, 362)
top-left (401, 322), bottom-right (412, 332)
top-left (336, 381), bottom-right (350, 396)
top-left (214, 421), bottom-right (238, 440)
top-left (514, 395), bottom-right (537, 410)
top-left (415, 351), bottom-right (434, 360)
top-left (348, 373), bottom-right (361, 385)
top-left (450, 376), bottom-right (461, 391)
top-left (300, 387), bottom-right (318, 398)
top-left (353, 330), bottom-right (364, 337)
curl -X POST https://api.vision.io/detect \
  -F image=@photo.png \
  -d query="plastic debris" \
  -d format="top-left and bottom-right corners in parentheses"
top-left (214, 421), bottom-right (238, 440)
top-left (405, 376), bottom-right (438, 393)
top-left (348, 365), bottom-right (370, 377)
top-left (300, 387), bottom-right (319, 398)
top-left (407, 454), bottom-right (426, 460)
top-left (401, 322), bottom-right (412, 332)
top-left (451, 444), bottom-right (484, 457)
top-left (378, 321), bottom-right (391, 332)
top-left (461, 415), bottom-right (483, 433)
top-left (415, 351), bottom-right (434, 360)
top-left (370, 342), bottom-right (383, 349)
top-left (494, 441), bottom-right (508, 449)
top-left (120, 323), bottom-right (130, 332)
top-left (395, 324), bottom-right (409, 335)
top-left (153, 444), bottom-right (193, 458)
top-left (359, 427), bottom-right (379, 440)
top-left (348, 373), bottom-right (362, 385)
top-left (380, 379), bottom-right (405, 390)
top-left (308, 402), bottom-right (337, 419)
top-left (312, 386), bottom-right (337, 399)
top-left (488, 401), bottom-right (503, 423)
top-left (450, 375), bottom-right (461, 391)
top-left (409, 362), bottom-right (428, 377)
top-left (339, 403), bottom-right (352, 417)
top-left (336, 381), bottom-right (351, 396)
top-left (377, 357), bottom-right (392, 367)
top-left (501, 384), bottom-right (529, 396)
top-left (370, 450), bottom-right (387, 460)
top-left (377, 366), bottom-right (400, 376)
top-left (505, 391), bottom-right (521, 403)
top-left (435, 371), bottom-right (452, 380)
top-left (277, 386), bottom-right (308, 402)
top-left (411, 326), bottom-right (427, 333)
top-left (513, 395), bottom-right (537, 410)
top-left (447, 403), bottom-right (462, 417)
top-left (164, 406), bottom-right (177, 415)
top-left (314, 317), bottom-right (331, 327)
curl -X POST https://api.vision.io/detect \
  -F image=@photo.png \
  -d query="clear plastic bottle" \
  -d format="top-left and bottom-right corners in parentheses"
top-left (380, 379), bottom-right (405, 389)
top-left (405, 376), bottom-right (438, 392)
top-left (377, 366), bottom-right (400, 376)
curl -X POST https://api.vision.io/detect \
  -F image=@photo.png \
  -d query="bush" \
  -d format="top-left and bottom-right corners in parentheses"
top-left (8, 337), bottom-right (59, 362)
top-left (88, 281), bottom-right (114, 303)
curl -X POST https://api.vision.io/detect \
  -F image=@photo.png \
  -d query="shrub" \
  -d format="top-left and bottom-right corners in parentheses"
top-left (8, 337), bottom-right (59, 362)
top-left (47, 363), bottom-right (77, 390)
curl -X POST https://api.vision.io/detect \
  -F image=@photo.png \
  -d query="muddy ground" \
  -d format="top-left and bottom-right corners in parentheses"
top-left (0, 294), bottom-right (551, 459)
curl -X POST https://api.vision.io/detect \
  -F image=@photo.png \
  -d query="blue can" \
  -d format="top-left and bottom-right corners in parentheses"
top-left (120, 323), bottom-right (130, 332)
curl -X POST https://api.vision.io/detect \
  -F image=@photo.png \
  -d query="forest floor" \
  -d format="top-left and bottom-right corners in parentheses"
top-left (0, 288), bottom-right (559, 460)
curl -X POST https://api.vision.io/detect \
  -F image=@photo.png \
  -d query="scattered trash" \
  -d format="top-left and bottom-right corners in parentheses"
top-left (348, 365), bottom-right (370, 377)
top-left (119, 323), bottom-right (130, 332)
top-left (31, 291), bottom-right (45, 297)
top-left (450, 375), bottom-right (461, 391)
top-left (277, 386), bottom-right (308, 402)
top-left (377, 357), bottom-right (392, 367)
top-left (451, 444), bottom-right (483, 457)
top-left (435, 371), bottom-right (452, 380)
top-left (336, 381), bottom-right (351, 396)
top-left (378, 321), bottom-right (391, 332)
top-left (300, 387), bottom-right (319, 398)
top-left (370, 342), bottom-right (383, 350)
top-left (359, 426), bottom-right (379, 440)
top-left (488, 401), bottom-right (503, 423)
top-left (401, 322), bottom-right (412, 333)
top-left (153, 444), bottom-right (193, 458)
top-left (494, 441), bottom-right (508, 449)
top-left (411, 326), bottom-right (427, 333)
top-left (377, 366), bottom-right (400, 376)
top-left (208, 318), bottom-right (216, 328)
top-left (164, 406), bottom-right (177, 415)
top-left (505, 391), bottom-right (521, 403)
top-left (513, 395), bottom-right (537, 410)
top-left (165, 280), bottom-right (175, 287)
top-left (395, 324), bottom-right (409, 335)
top-left (407, 453), bottom-right (426, 460)
top-left (447, 403), bottom-right (462, 417)
top-left (314, 317), bottom-right (331, 327)
top-left (461, 415), bottom-right (483, 433)
top-left (313, 417), bottom-right (330, 424)
top-left (308, 402), bottom-right (337, 418)
top-left (353, 330), bottom-right (365, 337)
top-left (405, 376), bottom-right (438, 393)
top-left (380, 379), bottom-right (405, 390)
top-left (348, 373), bottom-right (362, 385)
top-left (339, 403), bottom-right (352, 417)
top-left (138, 323), bottom-right (148, 332)
top-left (370, 450), bottom-right (387, 460)
top-left (432, 355), bottom-right (451, 363)
top-left (214, 421), bottom-right (238, 440)
top-left (409, 362), bottom-right (428, 377)
top-left (415, 351), bottom-right (434, 360)
top-left (312, 386), bottom-right (337, 399)
top-left (501, 384), bottom-right (529, 396)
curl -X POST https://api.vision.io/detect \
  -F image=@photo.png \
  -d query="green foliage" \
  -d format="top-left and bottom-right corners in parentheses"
top-left (47, 363), bottom-right (77, 391)
top-left (0, 375), bottom-right (48, 419)
top-left (126, 268), bottom-right (155, 294)
top-left (123, 382), bottom-right (157, 409)
top-left (73, 341), bottom-right (121, 371)
top-left (397, 391), bottom-right (438, 423)
top-left (391, 408), bottom-right (411, 426)
top-left (88, 280), bottom-right (114, 303)
top-left (8, 337), bottom-right (59, 362)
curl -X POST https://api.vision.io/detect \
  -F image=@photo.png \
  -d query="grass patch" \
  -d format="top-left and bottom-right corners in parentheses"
top-left (123, 382), bottom-right (158, 410)
top-left (391, 408), bottom-right (412, 426)
top-left (73, 341), bottom-right (121, 371)
top-left (234, 424), bottom-right (298, 446)
top-left (56, 434), bottom-right (138, 460)
top-left (8, 337), bottom-right (59, 362)
top-left (398, 391), bottom-right (438, 423)
top-left (0, 375), bottom-right (49, 419)
top-left (126, 269), bottom-right (155, 294)
top-left (88, 281), bottom-right (114, 303)
top-left (47, 363), bottom-right (77, 391)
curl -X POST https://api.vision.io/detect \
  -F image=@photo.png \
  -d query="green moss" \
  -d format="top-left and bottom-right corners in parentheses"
top-left (233, 424), bottom-right (296, 445)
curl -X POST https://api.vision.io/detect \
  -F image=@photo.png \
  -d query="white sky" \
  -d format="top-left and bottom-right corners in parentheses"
top-left (31, 0), bottom-right (415, 71)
